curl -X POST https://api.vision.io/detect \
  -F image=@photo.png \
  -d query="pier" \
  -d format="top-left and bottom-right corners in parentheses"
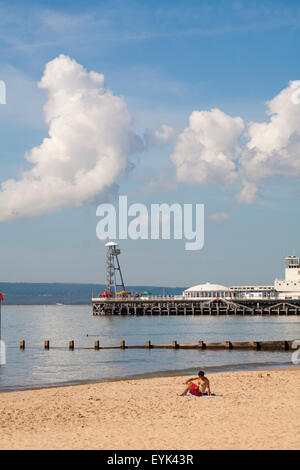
top-left (92, 297), bottom-right (300, 316)
top-left (92, 246), bottom-right (300, 316)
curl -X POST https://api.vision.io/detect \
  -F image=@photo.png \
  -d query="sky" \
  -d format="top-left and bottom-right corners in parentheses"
top-left (1, 0), bottom-right (300, 287)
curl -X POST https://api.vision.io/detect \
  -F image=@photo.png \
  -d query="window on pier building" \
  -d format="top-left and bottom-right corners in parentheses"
top-left (286, 257), bottom-right (300, 268)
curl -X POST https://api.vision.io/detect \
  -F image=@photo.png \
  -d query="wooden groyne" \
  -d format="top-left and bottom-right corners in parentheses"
top-left (92, 298), bottom-right (300, 316)
top-left (19, 339), bottom-right (300, 351)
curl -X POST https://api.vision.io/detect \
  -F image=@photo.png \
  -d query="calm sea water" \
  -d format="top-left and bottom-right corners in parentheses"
top-left (0, 305), bottom-right (299, 392)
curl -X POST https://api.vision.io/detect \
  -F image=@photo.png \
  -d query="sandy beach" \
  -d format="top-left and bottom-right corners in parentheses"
top-left (0, 368), bottom-right (299, 450)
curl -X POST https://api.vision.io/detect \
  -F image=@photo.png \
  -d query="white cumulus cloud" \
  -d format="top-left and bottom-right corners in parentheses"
top-left (0, 54), bottom-right (143, 221)
top-left (170, 108), bottom-right (244, 188)
top-left (170, 82), bottom-right (300, 204)
top-left (237, 81), bottom-right (300, 201)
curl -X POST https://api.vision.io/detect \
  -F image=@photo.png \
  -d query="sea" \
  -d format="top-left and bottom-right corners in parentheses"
top-left (0, 305), bottom-right (299, 392)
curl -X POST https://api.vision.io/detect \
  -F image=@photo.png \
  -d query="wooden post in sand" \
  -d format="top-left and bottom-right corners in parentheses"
top-left (94, 340), bottom-right (100, 350)
top-left (69, 340), bottom-right (74, 350)
top-left (20, 340), bottom-right (25, 350)
top-left (120, 340), bottom-right (126, 349)
top-left (44, 340), bottom-right (50, 350)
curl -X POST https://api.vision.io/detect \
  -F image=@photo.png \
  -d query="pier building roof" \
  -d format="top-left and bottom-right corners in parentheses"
top-left (184, 282), bottom-right (230, 292)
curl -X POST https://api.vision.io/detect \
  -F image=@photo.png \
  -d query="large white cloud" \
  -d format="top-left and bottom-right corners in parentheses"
top-left (2, 63), bottom-right (300, 220)
top-left (0, 55), bottom-right (143, 221)
top-left (237, 81), bottom-right (300, 202)
top-left (170, 108), bottom-right (244, 188)
top-left (170, 82), bottom-right (300, 203)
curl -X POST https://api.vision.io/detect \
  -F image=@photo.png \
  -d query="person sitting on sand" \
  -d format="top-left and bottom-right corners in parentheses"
top-left (178, 370), bottom-right (212, 396)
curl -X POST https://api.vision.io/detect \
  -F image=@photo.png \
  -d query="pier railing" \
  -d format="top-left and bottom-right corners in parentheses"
top-left (93, 295), bottom-right (183, 301)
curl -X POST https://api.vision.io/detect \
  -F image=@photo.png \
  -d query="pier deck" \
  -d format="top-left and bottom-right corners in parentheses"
top-left (92, 297), bottom-right (300, 316)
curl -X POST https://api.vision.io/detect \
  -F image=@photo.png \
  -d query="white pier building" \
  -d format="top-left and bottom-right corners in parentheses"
top-left (274, 256), bottom-right (300, 299)
top-left (183, 256), bottom-right (300, 300)
top-left (183, 283), bottom-right (233, 299)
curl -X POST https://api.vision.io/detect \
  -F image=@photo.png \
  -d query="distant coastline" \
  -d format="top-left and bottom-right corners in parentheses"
top-left (3, 304), bottom-right (91, 307)
top-left (0, 282), bottom-right (185, 305)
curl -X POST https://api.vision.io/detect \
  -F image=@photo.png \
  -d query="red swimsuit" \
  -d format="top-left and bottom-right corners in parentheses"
top-left (190, 382), bottom-right (203, 396)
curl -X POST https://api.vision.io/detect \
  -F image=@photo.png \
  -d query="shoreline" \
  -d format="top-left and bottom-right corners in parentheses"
top-left (0, 367), bottom-right (299, 449)
top-left (0, 361), bottom-right (297, 395)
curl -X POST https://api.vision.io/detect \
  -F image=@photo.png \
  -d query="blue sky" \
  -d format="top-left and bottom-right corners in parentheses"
top-left (1, 0), bottom-right (300, 286)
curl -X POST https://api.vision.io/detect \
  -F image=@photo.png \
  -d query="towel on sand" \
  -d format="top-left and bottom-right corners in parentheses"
top-left (185, 394), bottom-right (220, 398)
